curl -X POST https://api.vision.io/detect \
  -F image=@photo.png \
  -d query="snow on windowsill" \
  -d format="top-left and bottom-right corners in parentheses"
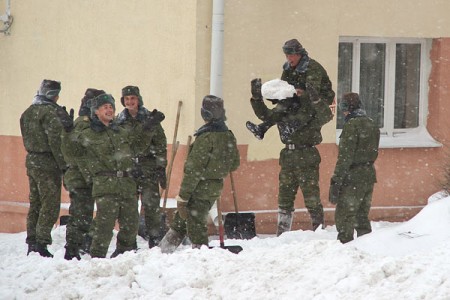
top-left (336, 126), bottom-right (442, 149)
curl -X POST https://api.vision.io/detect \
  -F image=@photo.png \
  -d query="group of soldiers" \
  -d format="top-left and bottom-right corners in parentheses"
top-left (20, 83), bottom-right (171, 259)
top-left (19, 38), bottom-right (380, 259)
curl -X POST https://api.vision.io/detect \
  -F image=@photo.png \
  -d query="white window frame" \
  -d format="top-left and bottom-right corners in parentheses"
top-left (337, 37), bottom-right (441, 148)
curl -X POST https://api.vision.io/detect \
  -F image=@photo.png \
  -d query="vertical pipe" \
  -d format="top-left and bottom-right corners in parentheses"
top-left (210, 0), bottom-right (224, 98)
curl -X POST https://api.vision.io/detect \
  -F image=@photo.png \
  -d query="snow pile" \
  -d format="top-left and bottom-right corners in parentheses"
top-left (2, 195), bottom-right (450, 299)
top-left (261, 79), bottom-right (296, 100)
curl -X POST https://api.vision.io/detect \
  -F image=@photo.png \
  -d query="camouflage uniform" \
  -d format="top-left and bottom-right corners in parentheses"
top-left (281, 57), bottom-right (335, 106)
top-left (251, 86), bottom-right (333, 234)
top-left (61, 89), bottom-right (104, 259)
top-left (20, 80), bottom-right (66, 256)
top-left (331, 93), bottom-right (380, 243)
top-left (160, 95), bottom-right (240, 252)
top-left (77, 94), bottom-right (139, 258)
top-left (116, 105), bottom-right (167, 246)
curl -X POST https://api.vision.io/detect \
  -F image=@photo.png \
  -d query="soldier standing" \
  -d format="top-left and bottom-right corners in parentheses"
top-left (59, 88), bottom-right (105, 260)
top-left (249, 78), bottom-right (333, 235)
top-left (20, 79), bottom-right (67, 257)
top-left (116, 86), bottom-right (167, 248)
top-left (329, 93), bottom-right (380, 243)
top-left (159, 95), bottom-right (240, 253)
top-left (77, 93), bottom-right (139, 258)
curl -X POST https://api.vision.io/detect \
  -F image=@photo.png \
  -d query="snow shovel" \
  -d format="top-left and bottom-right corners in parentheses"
top-left (158, 100), bottom-right (183, 238)
top-left (224, 172), bottom-right (256, 240)
top-left (215, 196), bottom-right (243, 254)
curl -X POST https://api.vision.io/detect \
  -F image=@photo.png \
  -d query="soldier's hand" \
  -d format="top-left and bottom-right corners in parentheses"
top-left (143, 109), bottom-right (165, 130)
top-left (130, 165), bottom-right (144, 179)
top-left (306, 83), bottom-right (320, 103)
top-left (251, 78), bottom-right (263, 100)
top-left (56, 106), bottom-right (74, 132)
top-left (329, 179), bottom-right (342, 205)
top-left (176, 195), bottom-right (188, 220)
top-left (156, 166), bottom-right (167, 189)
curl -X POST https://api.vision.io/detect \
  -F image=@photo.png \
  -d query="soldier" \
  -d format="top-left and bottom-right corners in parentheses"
top-left (246, 38), bottom-right (335, 140)
top-left (76, 93), bottom-right (140, 258)
top-left (159, 95), bottom-right (240, 253)
top-left (249, 78), bottom-right (333, 235)
top-left (116, 86), bottom-right (167, 248)
top-left (329, 93), bottom-right (380, 243)
top-left (58, 88), bottom-right (105, 260)
top-left (20, 79), bottom-right (67, 257)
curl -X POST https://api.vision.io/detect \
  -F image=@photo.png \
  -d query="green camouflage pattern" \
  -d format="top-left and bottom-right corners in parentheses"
top-left (117, 107), bottom-right (167, 239)
top-left (281, 58), bottom-right (335, 105)
top-left (332, 113), bottom-right (380, 243)
top-left (61, 116), bottom-right (94, 248)
top-left (20, 96), bottom-right (66, 246)
top-left (77, 119), bottom-right (138, 257)
top-left (173, 129), bottom-right (240, 245)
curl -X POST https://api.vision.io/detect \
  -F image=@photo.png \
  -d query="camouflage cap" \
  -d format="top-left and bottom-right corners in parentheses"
top-left (120, 85), bottom-right (143, 107)
top-left (38, 79), bottom-right (61, 100)
top-left (90, 93), bottom-right (116, 118)
top-left (201, 95), bottom-right (226, 122)
top-left (339, 92), bottom-right (361, 112)
top-left (282, 39), bottom-right (303, 55)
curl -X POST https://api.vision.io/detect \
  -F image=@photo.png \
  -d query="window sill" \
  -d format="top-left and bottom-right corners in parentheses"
top-left (336, 126), bottom-right (442, 149)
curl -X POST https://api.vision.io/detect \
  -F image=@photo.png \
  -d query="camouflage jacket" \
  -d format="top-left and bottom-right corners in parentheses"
top-left (281, 56), bottom-right (335, 105)
top-left (179, 121), bottom-right (240, 200)
top-left (116, 107), bottom-right (167, 176)
top-left (20, 95), bottom-right (66, 171)
top-left (332, 109), bottom-right (380, 185)
top-left (77, 117), bottom-right (136, 198)
top-left (251, 94), bottom-right (333, 145)
top-left (61, 115), bottom-right (92, 189)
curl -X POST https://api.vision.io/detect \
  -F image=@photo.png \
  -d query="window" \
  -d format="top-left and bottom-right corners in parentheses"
top-left (337, 37), bottom-right (441, 148)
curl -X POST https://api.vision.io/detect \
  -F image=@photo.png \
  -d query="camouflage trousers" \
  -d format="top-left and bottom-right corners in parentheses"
top-left (171, 179), bottom-right (223, 245)
top-left (278, 147), bottom-right (323, 223)
top-left (335, 182), bottom-right (374, 243)
top-left (65, 187), bottom-right (94, 248)
top-left (138, 178), bottom-right (161, 239)
top-left (26, 160), bottom-right (62, 246)
top-left (90, 194), bottom-right (139, 258)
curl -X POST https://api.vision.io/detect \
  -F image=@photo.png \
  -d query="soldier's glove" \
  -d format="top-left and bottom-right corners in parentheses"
top-left (176, 195), bottom-right (188, 220)
top-left (130, 166), bottom-right (144, 179)
top-left (329, 179), bottom-right (342, 205)
top-left (306, 83), bottom-right (320, 103)
top-left (56, 106), bottom-right (74, 132)
top-left (143, 110), bottom-right (165, 131)
top-left (155, 166), bottom-right (167, 189)
top-left (251, 78), bottom-right (263, 101)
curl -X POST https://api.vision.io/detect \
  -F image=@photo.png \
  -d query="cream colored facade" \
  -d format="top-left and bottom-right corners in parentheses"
top-left (2, 0), bottom-right (450, 233)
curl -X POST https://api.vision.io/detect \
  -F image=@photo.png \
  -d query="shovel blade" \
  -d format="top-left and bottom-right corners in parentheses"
top-left (210, 245), bottom-right (243, 254)
top-left (223, 245), bottom-right (243, 254)
top-left (224, 213), bottom-right (256, 240)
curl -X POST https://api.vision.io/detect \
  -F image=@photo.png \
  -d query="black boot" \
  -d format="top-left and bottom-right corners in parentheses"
top-left (27, 243), bottom-right (36, 256)
top-left (64, 245), bottom-right (81, 260)
top-left (246, 121), bottom-right (267, 140)
top-left (311, 211), bottom-right (325, 231)
top-left (110, 248), bottom-right (125, 258)
top-left (148, 236), bottom-right (161, 249)
top-left (137, 216), bottom-right (149, 241)
top-left (80, 234), bottom-right (92, 255)
top-left (35, 243), bottom-right (53, 258)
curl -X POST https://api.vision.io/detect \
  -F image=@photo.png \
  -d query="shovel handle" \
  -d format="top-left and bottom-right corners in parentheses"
top-left (230, 172), bottom-right (239, 214)
top-left (216, 197), bottom-right (225, 248)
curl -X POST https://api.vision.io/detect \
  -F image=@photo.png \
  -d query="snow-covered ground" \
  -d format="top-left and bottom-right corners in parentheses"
top-left (2, 193), bottom-right (450, 300)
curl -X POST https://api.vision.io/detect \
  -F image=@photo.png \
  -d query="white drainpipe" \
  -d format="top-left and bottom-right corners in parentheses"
top-left (209, 0), bottom-right (224, 98)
